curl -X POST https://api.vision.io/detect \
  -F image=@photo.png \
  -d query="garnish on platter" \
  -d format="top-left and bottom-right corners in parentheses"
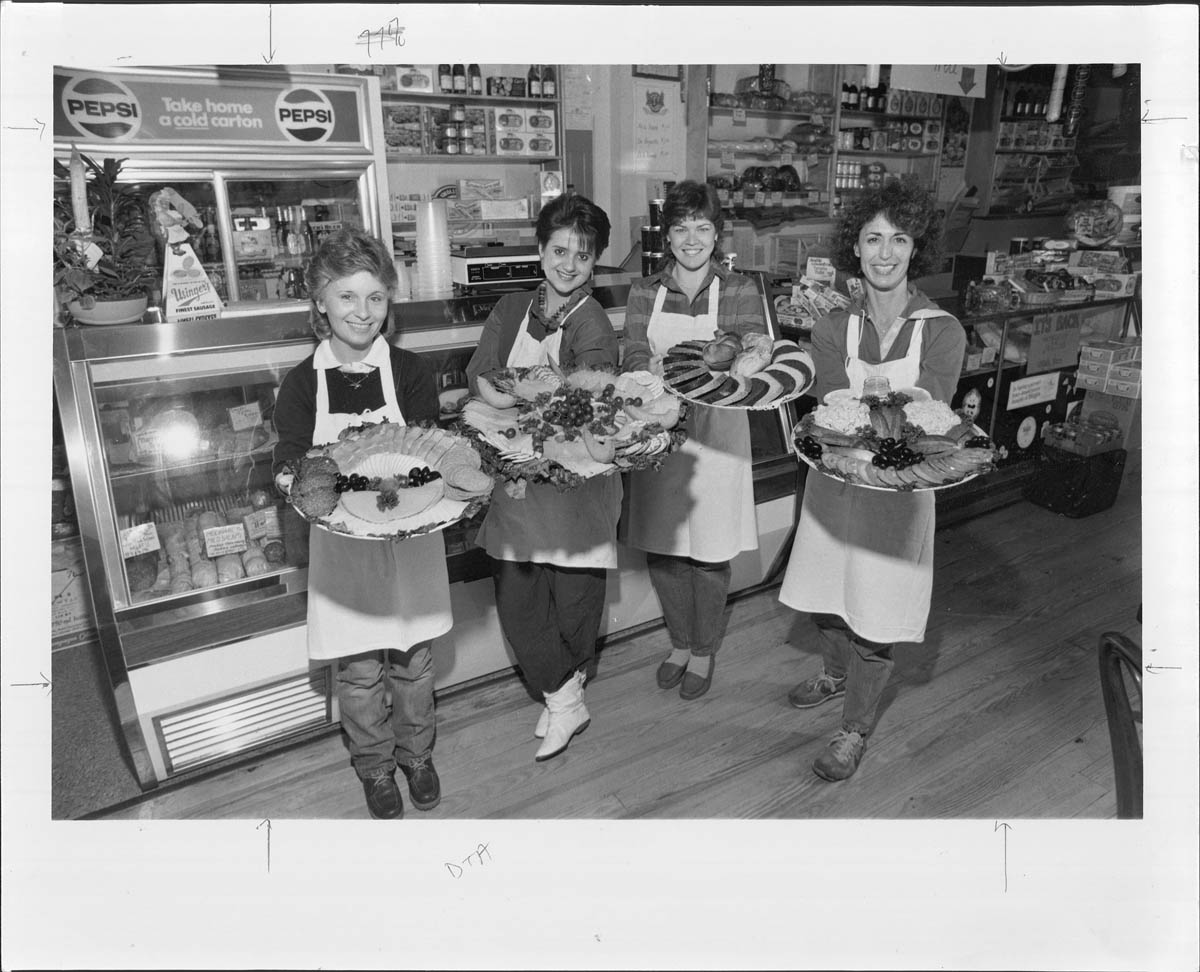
top-left (287, 420), bottom-right (493, 539)
top-left (458, 365), bottom-right (688, 491)
top-left (793, 386), bottom-right (998, 491)
top-left (662, 330), bottom-right (816, 409)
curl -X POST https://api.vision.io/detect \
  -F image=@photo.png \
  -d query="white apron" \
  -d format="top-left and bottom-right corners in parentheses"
top-left (625, 279), bottom-right (757, 562)
top-left (475, 299), bottom-right (622, 569)
top-left (779, 312), bottom-right (938, 644)
top-left (305, 337), bottom-right (452, 660)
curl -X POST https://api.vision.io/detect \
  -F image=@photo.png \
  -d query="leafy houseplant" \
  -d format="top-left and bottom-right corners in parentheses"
top-left (53, 153), bottom-right (158, 321)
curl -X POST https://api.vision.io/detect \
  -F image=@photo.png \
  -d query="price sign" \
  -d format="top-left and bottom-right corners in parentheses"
top-left (243, 506), bottom-right (282, 541)
top-left (203, 523), bottom-right (248, 558)
top-left (720, 149), bottom-right (735, 169)
top-left (132, 429), bottom-right (161, 462)
top-left (754, 191), bottom-right (766, 205)
top-left (120, 522), bottom-right (161, 559)
top-left (732, 108), bottom-right (747, 125)
top-left (228, 402), bottom-right (263, 431)
top-left (1006, 371), bottom-right (1059, 410)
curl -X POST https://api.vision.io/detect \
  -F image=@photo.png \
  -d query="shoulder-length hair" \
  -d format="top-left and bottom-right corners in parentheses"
top-left (833, 177), bottom-right (944, 281)
top-left (658, 179), bottom-right (726, 270)
top-left (304, 226), bottom-right (397, 339)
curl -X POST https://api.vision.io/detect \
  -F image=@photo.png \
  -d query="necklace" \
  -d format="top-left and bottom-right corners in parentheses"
top-left (537, 284), bottom-right (578, 332)
top-left (338, 367), bottom-right (375, 391)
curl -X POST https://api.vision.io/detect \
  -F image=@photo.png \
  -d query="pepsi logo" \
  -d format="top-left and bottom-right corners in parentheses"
top-left (276, 87), bottom-right (335, 143)
top-left (61, 74), bottom-right (142, 140)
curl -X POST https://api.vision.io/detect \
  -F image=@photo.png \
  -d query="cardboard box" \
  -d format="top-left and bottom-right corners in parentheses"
top-left (1080, 390), bottom-right (1141, 450)
top-left (395, 65), bottom-right (436, 92)
top-left (492, 108), bottom-right (526, 133)
top-left (1079, 339), bottom-right (1140, 367)
top-left (1104, 377), bottom-right (1141, 400)
top-left (525, 107), bottom-right (557, 133)
top-left (1088, 272), bottom-right (1139, 298)
top-left (1073, 371), bottom-right (1109, 393)
top-left (479, 198), bottom-right (530, 220)
top-left (526, 134), bottom-right (556, 157)
top-left (494, 132), bottom-right (528, 157)
top-left (52, 537), bottom-right (98, 649)
top-left (1108, 362), bottom-right (1141, 381)
top-left (458, 178), bottom-right (505, 200)
top-left (1076, 359), bottom-right (1111, 379)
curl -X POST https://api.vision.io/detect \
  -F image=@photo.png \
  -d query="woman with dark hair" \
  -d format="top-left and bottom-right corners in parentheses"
top-left (778, 179), bottom-right (965, 782)
top-left (273, 226), bottom-right (450, 819)
top-left (621, 180), bottom-right (768, 700)
top-left (466, 192), bottom-right (620, 761)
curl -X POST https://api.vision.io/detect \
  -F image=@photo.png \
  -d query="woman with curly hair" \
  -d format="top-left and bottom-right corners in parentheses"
top-left (777, 179), bottom-right (965, 781)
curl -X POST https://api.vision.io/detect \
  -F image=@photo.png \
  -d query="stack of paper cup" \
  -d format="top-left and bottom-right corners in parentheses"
top-left (415, 199), bottom-right (453, 299)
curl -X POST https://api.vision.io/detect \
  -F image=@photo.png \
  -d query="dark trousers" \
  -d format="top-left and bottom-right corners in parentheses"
top-left (646, 552), bottom-right (733, 658)
top-left (336, 642), bottom-right (435, 779)
top-left (813, 613), bottom-right (894, 737)
top-left (492, 558), bottom-right (607, 696)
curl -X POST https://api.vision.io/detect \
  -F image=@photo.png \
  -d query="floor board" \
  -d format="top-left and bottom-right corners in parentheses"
top-left (100, 460), bottom-right (1142, 822)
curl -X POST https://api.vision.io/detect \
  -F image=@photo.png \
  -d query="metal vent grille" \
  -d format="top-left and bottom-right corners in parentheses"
top-left (155, 668), bottom-right (332, 775)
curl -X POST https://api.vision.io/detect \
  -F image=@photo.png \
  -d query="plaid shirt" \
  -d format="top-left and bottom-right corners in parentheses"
top-left (621, 262), bottom-right (767, 372)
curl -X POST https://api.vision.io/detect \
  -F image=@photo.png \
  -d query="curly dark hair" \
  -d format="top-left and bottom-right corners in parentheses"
top-left (833, 178), bottom-right (944, 281)
top-left (535, 192), bottom-right (611, 260)
top-left (304, 226), bottom-right (397, 339)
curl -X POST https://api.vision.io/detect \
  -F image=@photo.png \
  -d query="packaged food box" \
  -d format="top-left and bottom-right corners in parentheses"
top-left (494, 132), bottom-right (527, 156)
top-left (479, 198), bottom-right (530, 220)
top-left (395, 65), bottom-right (436, 92)
top-left (1088, 272), bottom-right (1139, 297)
top-left (525, 107), bottom-right (557, 133)
top-left (1103, 376), bottom-right (1141, 400)
top-left (1076, 359), bottom-right (1112, 379)
top-left (1080, 389), bottom-right (1141, 450)
top-left (1073, 371), bottom-right (1109, 393)
top-left (447, 199), bottom-right (482, 221)
top-left (1108, 362), bottom-right (1141, 381)
top-left (458, 178), bottom-right (505, 200)
top-left (526, 134), bottom-right (556, 156)
top-left (492, 108), bottom-right (526, 132)
top-left (1079, 338), bottom-right (1140, 367)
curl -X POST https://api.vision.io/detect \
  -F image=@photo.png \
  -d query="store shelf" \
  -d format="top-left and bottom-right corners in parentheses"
top-left (839, 109), bottom-right (941, 122)
top-left (995, 148), bottom-right (1075, 155)
top-left (708, 105), bottom-right (823, 122)
top-left (381, 91), bottom-right (558, 109)
top-left (386, 154), bottom-right (559, 165)
top-left (838, 149), bottom-right (937, 159)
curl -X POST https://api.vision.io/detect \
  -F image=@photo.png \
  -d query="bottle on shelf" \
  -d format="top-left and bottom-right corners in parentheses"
top-left (275, 206), bottom-right (289, 258)
top-left (1014, 86), bottom-right (1029, 117)
top-left (541, 64), bottom-right (556, 98)
top-left (468, 63), bottom-right (482, 96)
top-left (452, 64), bottom-right (467, 93)
top-left (847, 77), bottom-right (859, 110)
top-left (527, 64), bottom-right (542, 99)
top-left (875, 81), bottom-right (887, 113)
top-left (861, 78), bottom-right (872, 112)
top-left (438, 64), bottom-right (453, 93)
top-left (841, 78), bottom-right (851, 109)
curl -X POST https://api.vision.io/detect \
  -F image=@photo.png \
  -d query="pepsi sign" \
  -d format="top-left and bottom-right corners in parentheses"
top-left (60, 74), bottom-right (142, 140)
top-left (275, 87), bottom-right (335, 143)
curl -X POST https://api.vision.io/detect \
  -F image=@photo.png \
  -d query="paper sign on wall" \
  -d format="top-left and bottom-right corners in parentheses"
top-left (889, 64), bottom-right (987, 99)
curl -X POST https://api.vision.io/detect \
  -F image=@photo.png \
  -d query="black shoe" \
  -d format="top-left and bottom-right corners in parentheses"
top-left (361, 770), bottom-right (404, 819)
top-left (656, 657), bottom-right (687, 690)
top-left (679, 655), bottom-right (714, 701)
top-left (399, 753), bottom-right (441, 811)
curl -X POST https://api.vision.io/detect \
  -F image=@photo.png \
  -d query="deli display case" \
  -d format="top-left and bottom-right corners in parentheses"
top-left (53, 267), bottom-right (802, 789)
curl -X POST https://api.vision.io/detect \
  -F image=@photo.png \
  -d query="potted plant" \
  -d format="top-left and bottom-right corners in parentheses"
top-left (53, 151), bottom-right (158, 324)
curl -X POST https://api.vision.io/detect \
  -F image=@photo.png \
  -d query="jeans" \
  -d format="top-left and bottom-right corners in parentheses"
top-left (646, 552), bottom-right (732, 658)
top-left (336, 642), bottom-right (435, 779)
top-left (813, 613), bottom-right (894, 737)
top-left (492, 558), bottom-right (606, 696)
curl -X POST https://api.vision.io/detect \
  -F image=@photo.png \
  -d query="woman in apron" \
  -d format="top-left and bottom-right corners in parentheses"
top-left (622, 181), bottom-right (766, 700)
top-left (778, 181), bottom-right (966, 781)
top-left (465, 194), bottom-right (621, 762)
top-left (273, 228), bottom-right (452, 819)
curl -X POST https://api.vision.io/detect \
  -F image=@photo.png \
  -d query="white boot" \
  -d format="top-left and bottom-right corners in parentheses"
top-left (535, 670), bottom-right (589, 761)
top-left (534, 705), bottom-right (549, 739)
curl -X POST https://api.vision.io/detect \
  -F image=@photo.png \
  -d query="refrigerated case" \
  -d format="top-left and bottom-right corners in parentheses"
top-left (53, 271), bottom-right (802, 788)
top-left (53, 65), bottom-right (391, 315)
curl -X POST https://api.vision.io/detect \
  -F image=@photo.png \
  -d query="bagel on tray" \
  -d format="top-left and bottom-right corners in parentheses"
top-left (664, 335), bottom-right (814, 408)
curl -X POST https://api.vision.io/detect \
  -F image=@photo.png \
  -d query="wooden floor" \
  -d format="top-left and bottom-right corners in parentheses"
top-left (102, 459), bottom-right (1141, 821)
